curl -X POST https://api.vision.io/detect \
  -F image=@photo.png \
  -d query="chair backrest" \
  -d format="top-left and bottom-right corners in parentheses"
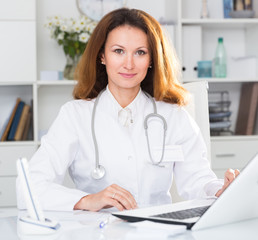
top-left (183, 80), bottom-right (211, 162)
top-left (170, 80), bottom-right (211, 202)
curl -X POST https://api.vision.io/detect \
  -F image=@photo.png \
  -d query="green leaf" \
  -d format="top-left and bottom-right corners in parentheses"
top-left (63, 45), bottom-right (69, 55)
top-left (69, 46), bottom-right (75, 59)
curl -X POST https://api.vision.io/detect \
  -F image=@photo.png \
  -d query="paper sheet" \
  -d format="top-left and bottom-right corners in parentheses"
top-left (129, 220), bottom-right (187, 236)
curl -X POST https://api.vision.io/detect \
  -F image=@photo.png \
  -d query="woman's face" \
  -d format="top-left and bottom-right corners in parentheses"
top-left (101, 25), bottom-right (151, 94)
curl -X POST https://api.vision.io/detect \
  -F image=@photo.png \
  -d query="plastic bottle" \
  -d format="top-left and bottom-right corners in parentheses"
top-left (214, 37), bottom-right (227, 78)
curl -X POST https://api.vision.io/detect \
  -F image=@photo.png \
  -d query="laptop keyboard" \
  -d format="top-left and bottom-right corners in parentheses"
top-left (151, 205), bottom-right (210, 220)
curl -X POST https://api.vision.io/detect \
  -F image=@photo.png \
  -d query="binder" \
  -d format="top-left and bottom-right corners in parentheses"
top-left (0, 98), bottom-right (21, 141)
top-left (182, 26), bottom-right (202, 79)
top-left (235, 82), bottom-right (258, 135)
top-left (7, 101), bottom-right (25, 141)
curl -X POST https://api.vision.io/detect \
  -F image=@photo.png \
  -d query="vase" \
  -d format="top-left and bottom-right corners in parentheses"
top-left (201, 0), bottom-right (209, 18)
top-left (63, 55), bottom-right (80, 80)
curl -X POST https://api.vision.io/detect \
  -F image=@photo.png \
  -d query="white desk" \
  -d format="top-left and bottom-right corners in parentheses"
top-left (1, 208), bottom-right (258, 240)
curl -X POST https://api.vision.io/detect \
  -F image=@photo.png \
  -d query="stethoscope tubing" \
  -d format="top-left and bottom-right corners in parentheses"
top-left (144, 113), bottom-right (167, 166)
top-left (91, 89), bottom-right (106, 179)
top-left (91, 89), bottom-right (167, 179)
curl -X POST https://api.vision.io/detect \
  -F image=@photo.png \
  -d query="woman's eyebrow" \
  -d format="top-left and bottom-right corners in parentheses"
top-left (110, 44), bottom-right (149, 49)
top-left (110, 44), bottom-right (125, 48)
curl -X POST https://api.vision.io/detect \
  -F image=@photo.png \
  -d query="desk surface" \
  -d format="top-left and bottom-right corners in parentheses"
top-left (1, 208), bottom-right (258, 240)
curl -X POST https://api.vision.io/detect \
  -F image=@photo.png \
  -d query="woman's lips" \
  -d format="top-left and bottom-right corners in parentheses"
top-left (119, 73), bottom-right (137, 78)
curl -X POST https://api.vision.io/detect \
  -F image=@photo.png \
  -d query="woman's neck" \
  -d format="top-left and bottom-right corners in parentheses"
top-left (108, 85), bottom-right (140, 108)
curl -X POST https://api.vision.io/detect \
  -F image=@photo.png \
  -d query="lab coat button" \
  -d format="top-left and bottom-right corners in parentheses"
top-left (128, 156), bottom-right (133, 161)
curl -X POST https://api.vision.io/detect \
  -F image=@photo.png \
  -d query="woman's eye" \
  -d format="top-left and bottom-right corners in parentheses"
top-left (114, 49), bottom-right (124, 54)
top-left (136, 50), bottom-right (146, 56)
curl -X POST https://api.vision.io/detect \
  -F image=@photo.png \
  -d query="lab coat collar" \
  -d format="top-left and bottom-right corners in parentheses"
top-left (104, 86), bottom-right (145, 126)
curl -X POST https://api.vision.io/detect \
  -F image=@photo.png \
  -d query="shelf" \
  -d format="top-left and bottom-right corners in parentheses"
top-left (37, 80), bottom-right (77, 86)
top-left (0, 80), bottom-right (77, 86)
top-left (181, 18), bottom-right (258, 28)
top-left (0, 82), bottom-right (35, 86)
top-left (183, 78), bottom-right (258, 83)
top-left (211, 135), bottom-right (258, 141)
top-left (0, 141), bottom-right (36, 147)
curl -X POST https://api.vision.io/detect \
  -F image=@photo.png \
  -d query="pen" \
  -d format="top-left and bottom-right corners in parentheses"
top-left (99, 215), bottom-right (120, 229)
top-left (99, 216), bottom-right (110, 229)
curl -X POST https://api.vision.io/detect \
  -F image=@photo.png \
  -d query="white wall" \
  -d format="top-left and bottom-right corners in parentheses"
top-left (36, 0), bottom-right (176, 79)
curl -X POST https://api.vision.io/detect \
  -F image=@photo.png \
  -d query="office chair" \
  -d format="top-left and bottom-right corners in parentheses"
top-left (170, 80), bottom-right (211, 202)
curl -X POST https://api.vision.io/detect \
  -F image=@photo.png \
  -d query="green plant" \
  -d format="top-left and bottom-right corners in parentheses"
top-left (45, 15), bottom-right (97, 60)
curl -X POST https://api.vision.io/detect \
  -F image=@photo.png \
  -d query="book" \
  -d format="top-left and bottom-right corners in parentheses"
top-left (22, 111), bottom-right (32, 141)
top-left (14, 104), bottom-right (30, 141)
top-left (7, 101), bottom-right (25, 141)
top-left (223, 0), bottom-right (233, 18)
top-left (0, 98), bottom-right (21, 141)
top-left (235, 82), bottom-right (258, 135)
top-left (0, 117), bottom-right (9, 140)
top-left (27, 99), bottom-right (34, 141)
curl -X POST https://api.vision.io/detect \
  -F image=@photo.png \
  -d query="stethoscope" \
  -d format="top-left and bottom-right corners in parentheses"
top-left (91, 89), bottom-right (168, 180)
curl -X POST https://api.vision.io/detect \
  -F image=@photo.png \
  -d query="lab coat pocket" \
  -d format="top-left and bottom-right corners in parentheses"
top-left (152, 145), bottom-right (184, 164)
top-left (144, 146), bottom-right (179, 194)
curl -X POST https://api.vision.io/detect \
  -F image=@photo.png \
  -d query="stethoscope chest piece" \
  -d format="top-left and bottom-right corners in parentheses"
top-left (91, 165), bottom-right (106, 180)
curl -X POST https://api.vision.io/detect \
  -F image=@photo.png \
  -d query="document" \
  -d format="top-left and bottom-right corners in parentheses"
top-left (128, 220), bottom-right (186, 237)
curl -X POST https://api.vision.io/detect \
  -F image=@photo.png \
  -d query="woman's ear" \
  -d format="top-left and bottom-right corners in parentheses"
top-left (101, 54), bottom-right (105, 65)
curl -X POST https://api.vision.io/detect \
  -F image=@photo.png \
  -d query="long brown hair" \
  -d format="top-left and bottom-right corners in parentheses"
top-left (73, 8), bottom-right (188, 106)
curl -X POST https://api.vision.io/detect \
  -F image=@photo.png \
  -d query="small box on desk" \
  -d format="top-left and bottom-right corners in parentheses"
top-left (40, 71), bottom-right (63, 81)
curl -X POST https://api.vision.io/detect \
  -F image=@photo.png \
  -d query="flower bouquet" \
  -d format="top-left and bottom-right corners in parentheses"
top-left (45, 15), bottom-right (97, 79)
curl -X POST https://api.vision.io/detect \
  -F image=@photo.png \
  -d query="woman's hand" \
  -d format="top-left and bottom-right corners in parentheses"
top-left (74, 184), bottom-right (137, 211)
top-left (215, 168), bottom-right (240, 197)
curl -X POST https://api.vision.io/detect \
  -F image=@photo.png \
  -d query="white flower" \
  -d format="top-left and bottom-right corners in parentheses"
top-left (57, 32), bottom-right (64, 40)
top-left (79, 32), bottom-right (90, 43)
top-left (47, 16), bottom-right (63, 27)
top-left (54, 18), bottom-right (63, 27)
top-left (87, 22), bottom-right (97, 33)
top-left (78, 18), bottom-right (86, 28)
top-left (68, 18), bottom-right (77, 27)
top-left (45, 20), bottom-right (54, 29)
top-left (72, 23), bottom-right (82, 33)
top-left (60, 24), bottom-right (68, 32)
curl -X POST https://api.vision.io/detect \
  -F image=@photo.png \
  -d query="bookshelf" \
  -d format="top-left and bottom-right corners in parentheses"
top-left (0, 1), bottom-right (34, 206)
top-left (176, 0), bottom-right (258, 177)
top-left (0, 0), bottom-right (79, 206)
top-left (0, 80), bottom-right (76, 206)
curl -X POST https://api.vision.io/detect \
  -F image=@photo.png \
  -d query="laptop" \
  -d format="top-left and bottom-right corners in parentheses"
top-left (113, 153), bottom-right (258, 230)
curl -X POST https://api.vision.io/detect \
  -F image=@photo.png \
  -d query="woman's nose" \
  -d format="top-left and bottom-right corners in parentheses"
top-left (124, 54), bottom-right (135, 70)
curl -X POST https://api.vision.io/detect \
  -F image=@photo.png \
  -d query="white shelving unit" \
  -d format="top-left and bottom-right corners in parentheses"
top-left (0, 0), bottom-right (37, 207)
top-left (0, 0), bottom-right (77, 206)
top-left (176, 0), bottom-right (258, 177)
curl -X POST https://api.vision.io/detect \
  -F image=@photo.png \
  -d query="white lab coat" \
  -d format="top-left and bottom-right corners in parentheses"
top-left (16, 87), bottom-right (223, 211)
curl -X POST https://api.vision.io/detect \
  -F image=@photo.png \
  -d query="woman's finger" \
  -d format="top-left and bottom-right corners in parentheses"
top-left (215, 169), bottom-right (240, 198)
top-left (234, 169), bottom-right (240, 177)
top-left (104, 187), bottom-right (135, 210)
top-left (109, 184), bottom-right (137, 208)
top-left (111, 192), bottom-right (135, 210)
top-left (104, 197), bottom-right (125, 211)
top-left (224, 168), bottom-right (236, 185)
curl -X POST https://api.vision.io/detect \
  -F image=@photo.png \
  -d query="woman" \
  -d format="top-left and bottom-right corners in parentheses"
top-left (17, 8), bottom-right (239, 212)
